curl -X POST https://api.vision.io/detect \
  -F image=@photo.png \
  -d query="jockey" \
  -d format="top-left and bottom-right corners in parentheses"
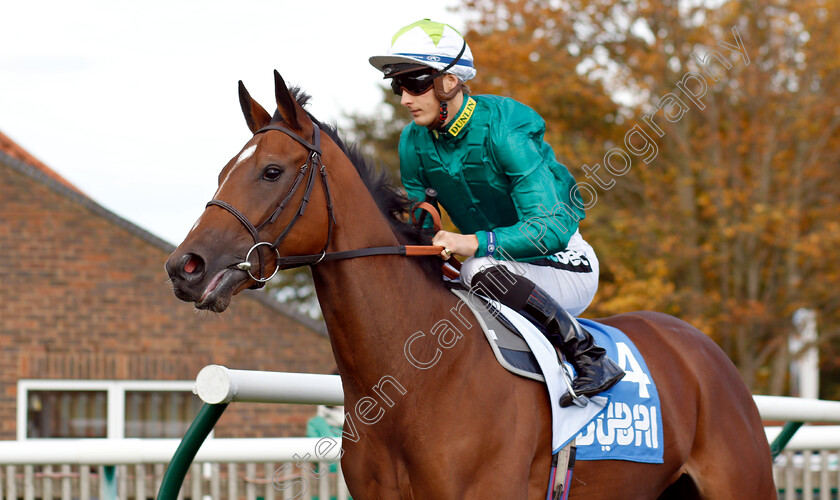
top-left (369, 19), bottom-right (624, 407)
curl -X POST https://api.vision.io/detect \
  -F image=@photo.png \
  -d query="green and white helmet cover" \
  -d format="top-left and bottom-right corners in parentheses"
top-left (369, 19), bottom-right (476, 82)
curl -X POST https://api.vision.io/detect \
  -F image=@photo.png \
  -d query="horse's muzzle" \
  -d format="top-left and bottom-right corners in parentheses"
top-left (165, 252), bottom-right (248, 312)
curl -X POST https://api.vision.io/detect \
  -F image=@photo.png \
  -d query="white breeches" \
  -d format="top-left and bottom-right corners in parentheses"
top-left (459, 231), bottom-right (599, 317)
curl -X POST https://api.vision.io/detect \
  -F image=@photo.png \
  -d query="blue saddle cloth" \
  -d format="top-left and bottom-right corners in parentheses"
top-left (574, 319), bottom-right (664, 463)
top-left (454, 288), bottom-right (664, 463)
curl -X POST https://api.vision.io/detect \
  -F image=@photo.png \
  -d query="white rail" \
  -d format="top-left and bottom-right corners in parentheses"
top-left (188, 370), bottom-right (840, 500)
top-left (194, 367), bottom-right (840, 423)
top-left (754, 396), bottom-right (840, 423)
top-left (765, 426), bottom-right (840, 451)
top-left (6, 367), bottom-right (840, 500)
top-left (0, 438), bottom-right (341, 465)
top-left (0, 461), bottom-right (348, 500)
top-left (195, 365), bottom-right (343, 405)
top-left (0, 437), bottom-right (348, 500)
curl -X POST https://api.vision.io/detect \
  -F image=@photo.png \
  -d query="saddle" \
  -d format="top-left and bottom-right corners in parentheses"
top-left (451, 287), bottom-right (583, 500)
top-left (451, 287), bottom-right (547, 382)
top-left (451, 287), bottom-right (665, 498)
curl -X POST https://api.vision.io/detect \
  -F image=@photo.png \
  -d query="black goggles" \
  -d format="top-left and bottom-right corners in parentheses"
top-left (390, 69), bottom-right (438, 96)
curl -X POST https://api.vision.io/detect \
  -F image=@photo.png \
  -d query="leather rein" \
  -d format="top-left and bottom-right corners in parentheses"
top-left (205, 123), bottom-right (447, 288)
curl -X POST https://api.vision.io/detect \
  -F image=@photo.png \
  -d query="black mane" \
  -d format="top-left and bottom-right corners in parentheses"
top-left (289, 88), bottom-right (442, 279)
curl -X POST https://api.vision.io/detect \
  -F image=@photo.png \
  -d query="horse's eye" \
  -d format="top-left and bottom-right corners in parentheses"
top-left (261, 166), bottom-right (283, 181)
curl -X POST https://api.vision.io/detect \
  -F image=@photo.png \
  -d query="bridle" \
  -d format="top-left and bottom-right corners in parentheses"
top-left (206, 122), bottom-right (447, 289)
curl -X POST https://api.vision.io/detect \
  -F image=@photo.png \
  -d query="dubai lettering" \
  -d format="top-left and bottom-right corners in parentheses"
top-left (576, 402), bottom-right (659, 451)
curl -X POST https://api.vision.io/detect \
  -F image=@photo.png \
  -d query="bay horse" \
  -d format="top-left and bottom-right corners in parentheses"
top-left (165, 71), bottom-right (774, 499)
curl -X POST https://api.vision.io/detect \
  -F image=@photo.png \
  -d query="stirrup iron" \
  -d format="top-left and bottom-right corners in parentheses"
top-left (561, 363), bottom-right (590, 408)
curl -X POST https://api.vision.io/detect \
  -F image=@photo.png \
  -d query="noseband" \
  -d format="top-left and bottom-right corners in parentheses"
top-left (206, 123), bottom-right (445, 289)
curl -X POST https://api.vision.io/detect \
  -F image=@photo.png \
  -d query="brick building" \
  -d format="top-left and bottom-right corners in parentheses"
top-left (0, 129), bottom-right (334, 441)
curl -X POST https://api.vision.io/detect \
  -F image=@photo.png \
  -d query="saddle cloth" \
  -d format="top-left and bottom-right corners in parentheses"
top-left (451, 289), bottom-right (664, 463)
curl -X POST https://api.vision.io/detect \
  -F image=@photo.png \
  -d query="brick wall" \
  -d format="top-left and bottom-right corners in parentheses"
top-left (0, 158), bottom-right (335, 439)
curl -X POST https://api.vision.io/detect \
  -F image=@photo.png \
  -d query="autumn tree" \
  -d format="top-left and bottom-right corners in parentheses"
top-left (453, 0), bottom-right (840, 394)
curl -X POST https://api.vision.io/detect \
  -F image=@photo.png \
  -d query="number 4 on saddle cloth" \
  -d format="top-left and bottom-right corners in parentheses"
top-left (451, 288), bottom-right (664, 464)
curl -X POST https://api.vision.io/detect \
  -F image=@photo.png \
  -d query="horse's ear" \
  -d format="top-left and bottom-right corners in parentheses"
top-left (273, 70), bottom-right (311, 131)
top-left (238, 80), bottom-right (272, 134)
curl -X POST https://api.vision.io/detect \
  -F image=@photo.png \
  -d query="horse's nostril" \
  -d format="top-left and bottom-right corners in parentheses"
top-left (184, 255), bottom-right (199, 274)
top-left (181, 253), bottom-right (205, 277)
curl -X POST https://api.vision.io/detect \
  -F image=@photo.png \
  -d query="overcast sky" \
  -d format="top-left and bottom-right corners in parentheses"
top-left (1, 1), bottom-right (463, 245)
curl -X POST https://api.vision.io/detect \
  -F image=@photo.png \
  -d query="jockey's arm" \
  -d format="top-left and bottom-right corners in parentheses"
top-left (481, 130), bottom-right (580, 260)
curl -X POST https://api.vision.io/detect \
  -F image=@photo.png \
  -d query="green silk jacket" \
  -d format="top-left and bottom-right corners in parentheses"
top-left (399, 94), bottom-right (585, 261)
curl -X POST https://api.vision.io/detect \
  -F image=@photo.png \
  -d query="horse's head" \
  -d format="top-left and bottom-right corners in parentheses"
top-left (165, 71), bottom-right (332, 312)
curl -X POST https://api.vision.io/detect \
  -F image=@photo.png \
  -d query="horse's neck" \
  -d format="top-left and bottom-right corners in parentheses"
top-left (310, 154), bottom-right (458, 394)
top-left (313, 257), bottom-right (456, 396)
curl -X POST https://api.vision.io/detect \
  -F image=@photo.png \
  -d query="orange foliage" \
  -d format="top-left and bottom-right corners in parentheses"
top-left (452, 0), bottom-right (840, 393)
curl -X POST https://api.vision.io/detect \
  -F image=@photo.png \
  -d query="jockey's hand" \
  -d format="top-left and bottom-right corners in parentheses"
top-left (432, 231), bottom-right (478, 260)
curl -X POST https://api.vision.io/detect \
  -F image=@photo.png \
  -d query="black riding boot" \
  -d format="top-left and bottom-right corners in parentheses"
top-left (521, 286), bottom-right (625, 407)
top-left (472, 265), bottom-right (625, 407)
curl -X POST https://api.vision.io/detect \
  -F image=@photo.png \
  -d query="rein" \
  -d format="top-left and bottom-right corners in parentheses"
top-left (206, 123), bottom-right (449, 288)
